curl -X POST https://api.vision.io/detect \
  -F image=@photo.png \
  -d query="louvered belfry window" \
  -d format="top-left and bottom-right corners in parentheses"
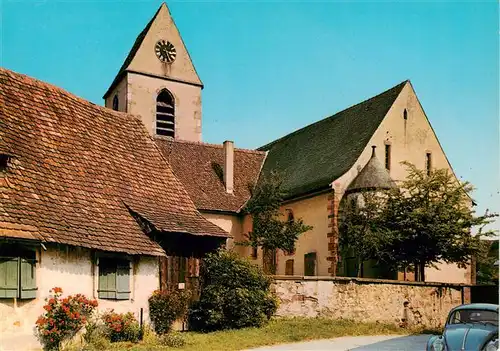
top-left (156, 89), bottom-right (175, 138)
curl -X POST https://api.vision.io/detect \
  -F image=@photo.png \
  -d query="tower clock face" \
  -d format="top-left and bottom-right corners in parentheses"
top-left (155, 40), bottom-right (176, 63)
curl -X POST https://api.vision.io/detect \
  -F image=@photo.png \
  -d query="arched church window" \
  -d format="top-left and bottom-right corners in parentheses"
top-left (112, 95), bottom-right (119, 111)
top-left (156, 89), bottom-right (175, 138)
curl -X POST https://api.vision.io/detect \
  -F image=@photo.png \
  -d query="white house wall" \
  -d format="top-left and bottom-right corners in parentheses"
top-left (0, 246), bottom-right (159, 350)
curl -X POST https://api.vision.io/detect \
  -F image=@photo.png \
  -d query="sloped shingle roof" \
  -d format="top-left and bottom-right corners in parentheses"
top-left (155, 139), bottom-right (266, 213)
top-left (0, 68), bottom-right (228, 256)
top-left (258, 81), bottom-right (407, 199)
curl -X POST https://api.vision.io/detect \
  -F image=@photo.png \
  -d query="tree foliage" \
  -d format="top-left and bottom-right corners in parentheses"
top-left (340, 162), bottom-right (498, 281)
top-left (187, 250), bottom-right (278, 332)
top-left (476, 239), bottom-right (499, 285)
top-left (240, 171), bottom-right (312, 273)
top-left (339, 192), bottom-right (395, 277)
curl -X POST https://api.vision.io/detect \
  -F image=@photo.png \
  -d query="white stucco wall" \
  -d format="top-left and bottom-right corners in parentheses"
top-left (0, 246), bottom-right (159, 350)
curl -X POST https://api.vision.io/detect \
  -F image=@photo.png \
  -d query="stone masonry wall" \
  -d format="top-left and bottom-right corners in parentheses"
top-left (273, 277), bottom-right (467, 329)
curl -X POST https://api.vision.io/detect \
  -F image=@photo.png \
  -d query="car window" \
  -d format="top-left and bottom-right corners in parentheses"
top-left (449, 309), bottom-right (498, 325)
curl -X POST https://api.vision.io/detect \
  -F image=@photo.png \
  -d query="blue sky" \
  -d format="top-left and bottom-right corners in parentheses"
top-left (1, 0), bottom-right (499, 234)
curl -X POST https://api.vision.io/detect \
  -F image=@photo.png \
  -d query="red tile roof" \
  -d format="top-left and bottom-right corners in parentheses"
top-left (155, 139), bottom-right (266, 213)
top-left (0, 68), bottom-right (228, 256)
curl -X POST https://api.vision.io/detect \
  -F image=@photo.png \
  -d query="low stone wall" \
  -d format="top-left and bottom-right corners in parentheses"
top-left (272, 276), bottom-right (469, 329)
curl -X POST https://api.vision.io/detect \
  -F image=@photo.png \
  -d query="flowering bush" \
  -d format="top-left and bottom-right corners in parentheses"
top-left (35, 287), bottom-right (98, 351)
top-left (101, 310), bottom-right (140, 343)
top-left (148, 288), bottom-right (191, 335)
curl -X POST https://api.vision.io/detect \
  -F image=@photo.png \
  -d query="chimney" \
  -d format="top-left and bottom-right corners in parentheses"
top-left (223, 140), bottom-right (234, 194)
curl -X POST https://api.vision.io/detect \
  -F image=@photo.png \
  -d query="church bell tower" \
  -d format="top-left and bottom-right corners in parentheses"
top-left (103, 2), bottom-right (203, 142)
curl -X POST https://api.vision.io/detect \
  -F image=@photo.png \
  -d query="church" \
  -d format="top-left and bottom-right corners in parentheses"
top-left (100, 3), bottom-right (471, 283)
top-left (0, 2), bottom-right (472, 347)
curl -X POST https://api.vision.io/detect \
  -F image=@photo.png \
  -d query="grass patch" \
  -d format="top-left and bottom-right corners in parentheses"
top-left (105, 317), bottom-right (408, 351)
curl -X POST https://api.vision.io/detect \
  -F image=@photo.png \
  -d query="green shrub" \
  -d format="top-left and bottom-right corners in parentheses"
top-left (148, 288), bottom-right (191, 335)
top-left (188, 250), bottom-right (278, 332)
top-left (101, 310), bottom-right (140, 343)
top-left (158, 332), bottom-right (186, 348)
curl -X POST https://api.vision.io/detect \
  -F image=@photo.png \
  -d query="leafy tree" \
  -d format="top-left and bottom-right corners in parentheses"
top-left (379, 162), bottom-right (497, 281)
top-left (339, 162), bottom-right (497, 281)
top-left (240, 171), bottom-right (312, 274)
top-left (476, 239), bottom-right (499, 285)
top-left (339, 192), bottom-right (395, 277)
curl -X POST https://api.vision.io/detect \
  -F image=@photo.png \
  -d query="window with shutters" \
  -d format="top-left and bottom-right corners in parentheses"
top-left (0, 246), bottom-right (37, 299)
top-left (98, 257), bottom-right (130, 300)
top-left (285, 259), bottom-right (294, 275)
top-left (156, 89), bottom-right (175, 138)
top-left (304, 252), bottom-right (316, 276)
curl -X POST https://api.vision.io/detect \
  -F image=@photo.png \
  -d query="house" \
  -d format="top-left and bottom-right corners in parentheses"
top-left (0, 67), bottom-right (229, 346)
top-left (98, 2), bottom-right (472, 285)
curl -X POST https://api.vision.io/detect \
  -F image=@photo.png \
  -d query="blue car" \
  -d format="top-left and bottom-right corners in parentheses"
top-left (427, 303), bottom-right (498, 351)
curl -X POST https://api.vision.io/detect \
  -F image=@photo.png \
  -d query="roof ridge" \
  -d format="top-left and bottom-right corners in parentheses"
top-left (155, 138), bottom-right (266, 155)
top-left (258, 80), bottom-right (409, 151)
top-left (1, 67), bottom-right (135, 120)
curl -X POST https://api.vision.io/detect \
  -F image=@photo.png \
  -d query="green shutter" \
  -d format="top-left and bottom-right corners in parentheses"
top-left (116, 263), bottom-right (130, 300)
top-left (0, 257), bottom-right (19, 298)
top-left (20, 258), bottom-right (37, 299)
top-left (98, 261), bottom-right (116, 299)
top-left (98, 258), bottom-right (130, 300)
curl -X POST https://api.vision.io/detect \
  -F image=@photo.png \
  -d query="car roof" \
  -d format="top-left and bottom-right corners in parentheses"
top-left (450, 303), bottom-right (499, 313)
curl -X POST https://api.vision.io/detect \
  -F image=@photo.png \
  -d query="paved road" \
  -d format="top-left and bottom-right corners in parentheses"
top-left (246, 334), bottom-right (432, 351)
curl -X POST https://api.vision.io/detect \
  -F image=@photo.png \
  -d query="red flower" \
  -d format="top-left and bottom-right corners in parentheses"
top-left (52, 287), bottom-right (63, 294)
